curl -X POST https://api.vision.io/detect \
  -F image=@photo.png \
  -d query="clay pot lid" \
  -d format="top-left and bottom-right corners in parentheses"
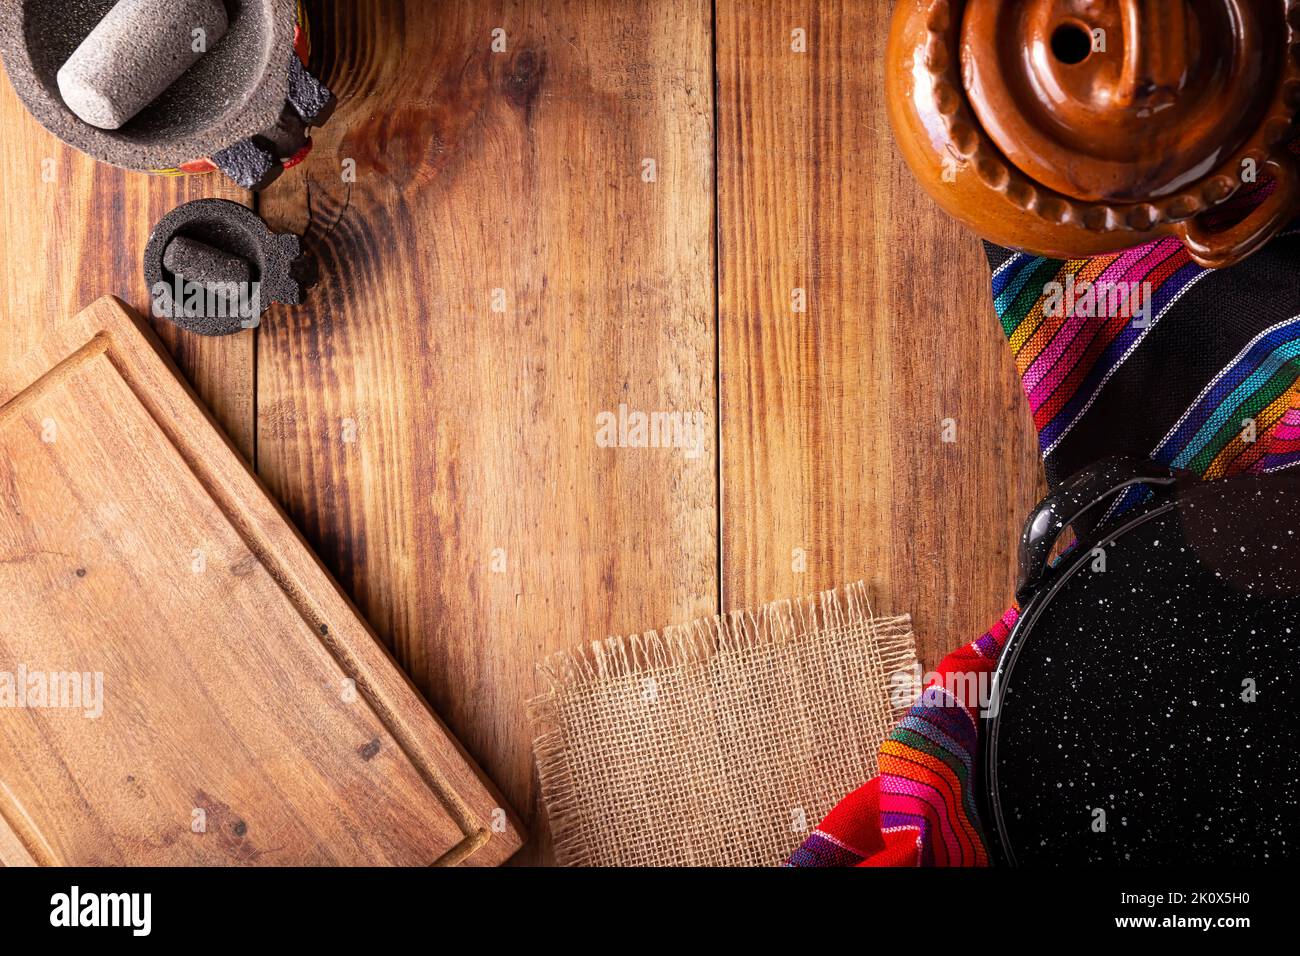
top-left (961, 0), bottom-right (1292, 202)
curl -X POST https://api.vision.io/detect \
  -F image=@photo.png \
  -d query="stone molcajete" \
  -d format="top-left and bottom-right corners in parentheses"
top-left (144, 198), bottom-right (315, 335)
top-left (0, 0), bottom-right (336, 189)
top-left (886, 0), bottom-right (1300, 268)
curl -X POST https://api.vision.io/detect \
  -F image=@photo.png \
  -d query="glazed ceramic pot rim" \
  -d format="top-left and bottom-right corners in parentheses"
top-left (918, 0), bottom-right (1300, 235)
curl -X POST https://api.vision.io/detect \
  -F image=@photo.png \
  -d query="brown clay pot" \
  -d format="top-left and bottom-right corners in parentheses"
top-left (886, 0), bottom-right (1300, 268)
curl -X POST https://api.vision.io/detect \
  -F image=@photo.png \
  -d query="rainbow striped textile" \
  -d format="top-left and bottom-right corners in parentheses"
top-left (788, 194), bottom-right (1300, 867)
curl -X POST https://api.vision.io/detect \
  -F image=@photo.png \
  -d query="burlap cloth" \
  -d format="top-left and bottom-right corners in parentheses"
top-left (527, 582), bottom-right (916, 866)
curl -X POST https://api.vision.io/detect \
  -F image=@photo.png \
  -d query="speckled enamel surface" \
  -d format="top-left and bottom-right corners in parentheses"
top-left (989, 471), bottom-right (1300, 865)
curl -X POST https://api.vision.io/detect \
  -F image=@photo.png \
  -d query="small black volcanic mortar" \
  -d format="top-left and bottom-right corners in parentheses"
top-left (144, 198), bottom-right (315, 336)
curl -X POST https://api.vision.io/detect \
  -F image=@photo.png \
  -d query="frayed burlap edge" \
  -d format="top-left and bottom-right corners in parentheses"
top-left (527, 580), bottom-right (916, 867)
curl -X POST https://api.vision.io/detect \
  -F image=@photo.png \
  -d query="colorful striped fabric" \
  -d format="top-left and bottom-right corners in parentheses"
top-left (1154, 317), bottom-right (1300, 477)
top-left (786, 608), bottom-right (1017, 867)
top-left (994, 222), bottom-right (1300, 522)
top-left (990, 225), bottom-right (1300, 488)
top-left (992, 239), bottom-right (1206, 457)
top-left (789, 192), bottom-right (1300, 867)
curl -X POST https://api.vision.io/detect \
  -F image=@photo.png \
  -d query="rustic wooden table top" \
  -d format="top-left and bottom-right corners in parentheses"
top-left (0, 0), bottom-right (1041, 865)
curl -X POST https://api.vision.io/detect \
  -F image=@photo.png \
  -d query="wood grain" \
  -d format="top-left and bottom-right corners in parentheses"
top-left (0, 297), bottom-right (522, 866)
top-left (0, 1), bottom-right (1050, 867)
top-left (256, 1), bottom-right (718, 863)
top-left (715, 0), bottom-right (1044, 669)
top-left (0, 67), bottom-right (254, 458)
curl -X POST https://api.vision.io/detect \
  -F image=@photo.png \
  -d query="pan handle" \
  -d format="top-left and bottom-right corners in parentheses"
top-left (1016, 457), bottom-right (1183, 604)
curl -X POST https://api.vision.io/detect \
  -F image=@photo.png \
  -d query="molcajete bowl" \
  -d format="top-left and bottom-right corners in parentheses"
top-left (0, 0), bottom-right (294, 173)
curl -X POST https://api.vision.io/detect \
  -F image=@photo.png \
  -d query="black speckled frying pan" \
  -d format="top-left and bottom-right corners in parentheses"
top-left (984, 457), bottom-right (1300, 865)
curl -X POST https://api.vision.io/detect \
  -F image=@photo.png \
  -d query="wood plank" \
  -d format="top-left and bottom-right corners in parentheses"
top-left (0, 66), bottom-right (254, 458)
top-left (256, 1), bottom-right (717, 863)
top-left (0, 297), bottom-right (523, 866)
top-left (715, 1), bottom-right (1044, 669)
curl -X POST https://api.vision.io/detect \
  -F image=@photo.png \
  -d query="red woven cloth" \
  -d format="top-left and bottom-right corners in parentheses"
top-left (785, 608), bottom-right (1017, 867)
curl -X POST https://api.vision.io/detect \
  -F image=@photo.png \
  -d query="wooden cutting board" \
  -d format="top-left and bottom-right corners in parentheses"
top-left (0, 297), bottom-right (523, 866)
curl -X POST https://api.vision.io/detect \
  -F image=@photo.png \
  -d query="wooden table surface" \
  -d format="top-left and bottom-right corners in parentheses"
top-left (0, 0), bottom-right (1042, 865)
